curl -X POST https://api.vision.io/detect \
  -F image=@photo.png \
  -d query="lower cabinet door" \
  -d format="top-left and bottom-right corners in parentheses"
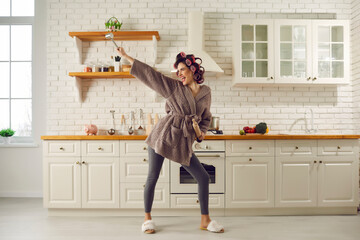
top-left (120, 182), bottom-right (169, 208)
top-left (43, 157), bottom-right (81, 208)
top-left (275, 156), bottom-right (317, 207)
top-left (317, 156), bottom-right (359, 207)
top-left (226, 157), bottom-right (274, 208)
top-left (171, 194), bottom-right (224, 208)
top-left (81, 157), bottom-right (120, 208)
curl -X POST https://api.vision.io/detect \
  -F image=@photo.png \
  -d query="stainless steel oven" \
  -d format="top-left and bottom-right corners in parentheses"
top-left (170, 140), bottom-right (225, 194)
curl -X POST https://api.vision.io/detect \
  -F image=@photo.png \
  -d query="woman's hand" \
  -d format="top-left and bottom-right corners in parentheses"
top-left (116, 47), bottom-right (135, 64)
top-left (116, 47), bottom-right (127, 57)
top-left (197, 131), bottom-right (206, 141)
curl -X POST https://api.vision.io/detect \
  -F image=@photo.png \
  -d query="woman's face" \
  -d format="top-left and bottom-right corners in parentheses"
top-left (177, 62), bottom-right (194, 86)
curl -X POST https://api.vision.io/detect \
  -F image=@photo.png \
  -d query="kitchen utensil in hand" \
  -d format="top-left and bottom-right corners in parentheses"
top-left (105, 33), bottom-right (119, 49)
top-left (192, 119), bottom-right (202, 143)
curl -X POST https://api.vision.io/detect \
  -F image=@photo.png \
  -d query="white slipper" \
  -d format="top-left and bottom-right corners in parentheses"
top-left (200, 220), bottom-right (224, 233)
top-left (142, 220), bottom-right (156, 234)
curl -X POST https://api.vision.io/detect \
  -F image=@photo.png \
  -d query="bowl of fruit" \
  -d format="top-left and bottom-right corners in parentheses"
top-left (240, 122), bottom-right (269, 135)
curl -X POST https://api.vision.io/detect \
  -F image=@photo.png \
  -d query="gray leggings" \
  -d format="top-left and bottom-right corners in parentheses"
top-left (144, 146), bottom-right (210, 215)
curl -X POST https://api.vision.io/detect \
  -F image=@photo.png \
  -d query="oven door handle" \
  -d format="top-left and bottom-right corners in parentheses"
top-left (196, 154), bottom-right (222, 158)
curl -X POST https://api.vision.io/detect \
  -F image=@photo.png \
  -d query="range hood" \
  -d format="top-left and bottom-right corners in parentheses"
top-left (172, 11), bottom-right (224, 76)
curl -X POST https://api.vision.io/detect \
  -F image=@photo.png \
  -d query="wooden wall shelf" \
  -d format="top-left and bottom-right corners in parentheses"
top-left (69, 72), bottom-right (135, 79)
top-left (68, 30), bottom-right (160, 102)
top-left (69, 31), bottom-right (160, 41)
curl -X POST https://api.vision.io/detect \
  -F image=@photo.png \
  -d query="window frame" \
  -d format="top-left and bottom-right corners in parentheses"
top-left (0, 2), bottom-right (35, 144)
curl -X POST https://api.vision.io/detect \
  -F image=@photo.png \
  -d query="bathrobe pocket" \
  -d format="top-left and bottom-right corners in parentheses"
top-left (162, 125), bottom-right (182, 148)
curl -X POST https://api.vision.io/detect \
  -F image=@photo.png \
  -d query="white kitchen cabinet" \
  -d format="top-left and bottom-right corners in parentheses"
top-left (81, 157), bottom-right (120, 208)
top-left (120, 156), bottom-right (169, 183)
top-left (226, 156), bottom-right (274, 208)
top-left (274, 20), bottom-right (313, 84)
top-left (317, 156), bottom-right (358, 207)
top-left (317, 139), bottom-right (357, 156)
top-left (43, 140), bottom-right (120, 208)
top-left (275, 140), bottom-right (317, 156)
top-left (312, 21), bottom-right (349, 84)
top-left (275, 156), bottom-right (317, 207)
top-left (43, 157), bottom-right (82, 208)
top-left (119, 140), bottom-right (170, 208)
top-left (232, 19), bottom-right (274, 85)
top-left (275, 147), bottom-right (358, 208)
top-left (171, 194), bottom-right (224, 209)
top-left (233, 19), bottom-right (349, 86)
top-left (226, 140), bottom-right (274, 157)
top-left (120, 182), bottom-right (169, 208)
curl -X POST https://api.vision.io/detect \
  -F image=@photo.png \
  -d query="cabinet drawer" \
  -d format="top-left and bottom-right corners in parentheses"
top-left (276, 140), bottom-right (316, 156)
top-left (120, 157), bottom-right (169, 183)
top-left (226, 140), bottom-right (274, 157)
top-left (318, 140), bottom-right (359, 156)
top-left (82, 141), bottom-right (119, 157)
top-left (171, 194), bottom-right (224, 208)
top-left (120, 141), bottom-right (148, 156)
top-left (43, 140), bottom-right (81, 157)
top-left (120, 182), bottom-right (169, 208)
top-left (193, 140), bottom-right (225, 152)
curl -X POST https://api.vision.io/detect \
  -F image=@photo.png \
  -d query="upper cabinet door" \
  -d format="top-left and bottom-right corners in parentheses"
top-left (312, 20), bottom-right (349, 84)
top-left (274, 20), bottom-right (312, 84)
top-left (232, 19), bottom-right (274, 85)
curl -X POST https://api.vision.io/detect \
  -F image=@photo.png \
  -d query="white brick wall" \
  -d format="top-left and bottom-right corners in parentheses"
top-left (352, 0), bottom-right (360, 134)
top-left (47, 0), bottom-right (356, 135)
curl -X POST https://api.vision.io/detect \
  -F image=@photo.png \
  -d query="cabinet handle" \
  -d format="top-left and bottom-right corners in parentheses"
top-left (98, 147), bottom-right (103, 151)
top-left (337, 146), bottom-right (341, 150)
top-left (270, 76), bottom-right (274, 80)
top-left (82, 161), bottom-right (86, 165)
top-left (295, 146), bottom-right (299, 150)
top-left (249, 147), bottom-right (252, 150)
top-left (143, 147), bottom-right (147, 150)
top-left (143, 158), bottom-right (147, 162)
top-left (307, 77), bottom-right (311, 81)
top-left (312, 77), bottom-right (317, 81)
top-left (205, 145), bottom-right (209, 150)
top-left (75, 161), bottom-right (80, 165)
top-left (196, 200), bottom-right (199, 203)
top-left (319, 161), bottom-right (323, 164)
top-left (59, 147), bottom-right (64, 151)
top-left (249, 158), bottom-right (252, 161)
top-left (314, 160), bottom-right (317, 163)
top-left (143, 184), bottom-right (145, 188)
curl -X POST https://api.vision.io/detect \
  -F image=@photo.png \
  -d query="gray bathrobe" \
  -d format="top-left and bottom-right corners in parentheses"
top-left (130, 59), bottom-right (212, 166)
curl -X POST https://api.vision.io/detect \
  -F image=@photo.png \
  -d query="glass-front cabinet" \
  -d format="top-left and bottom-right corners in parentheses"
top-left (232, 19), bottom-right (274, 84)
top-left (312, 20), bottom-right (349, 84)
top-left (274, 20), bottom-right (312, 84)
top-left (232, 19), bottom-right (349, 86)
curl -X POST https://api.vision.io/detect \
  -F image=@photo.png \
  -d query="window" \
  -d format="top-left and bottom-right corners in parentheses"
top-left (0, 0), bottom-right (34, 137)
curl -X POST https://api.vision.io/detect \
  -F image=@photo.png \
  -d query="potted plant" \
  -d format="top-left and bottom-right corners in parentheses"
top-left (0, 128), bottom-right (15, 144)
top-left (105, 17), bottom-right (122, 32)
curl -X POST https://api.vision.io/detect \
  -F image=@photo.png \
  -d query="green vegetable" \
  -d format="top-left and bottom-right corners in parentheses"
top-left (0, 128), bottom-right (15, 137)
top-left (255, 122), bottom-right (267, 134)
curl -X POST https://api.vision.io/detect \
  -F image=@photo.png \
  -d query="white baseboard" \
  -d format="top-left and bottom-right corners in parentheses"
top-left (0, 192), bottom-right (42, 198)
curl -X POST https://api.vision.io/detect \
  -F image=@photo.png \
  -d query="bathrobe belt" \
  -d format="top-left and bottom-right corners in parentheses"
top-left (169, 112), bottom-right (201, 152)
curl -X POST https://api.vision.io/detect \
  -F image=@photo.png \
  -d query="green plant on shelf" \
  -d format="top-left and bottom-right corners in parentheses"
top-left (105, 17), bottom-right (122, 32)
top-left (0, 128), bottom-right (15, 137)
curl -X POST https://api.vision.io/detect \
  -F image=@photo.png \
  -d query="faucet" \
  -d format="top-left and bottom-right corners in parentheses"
top-left (305, 108), bottom-right (317, 133)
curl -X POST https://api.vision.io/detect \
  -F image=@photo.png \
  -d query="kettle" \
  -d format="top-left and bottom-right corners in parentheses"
top-left (209, 117), bottom-right (220, 130)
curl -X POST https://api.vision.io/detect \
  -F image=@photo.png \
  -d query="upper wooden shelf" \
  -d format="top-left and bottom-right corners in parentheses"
top-left (69, 72), bottom-right (135, 79)
top-left (69, 31), bottom-right (160, 41)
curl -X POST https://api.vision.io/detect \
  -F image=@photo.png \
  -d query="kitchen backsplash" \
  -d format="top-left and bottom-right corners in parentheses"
top-left (47, 0), bottom-right (356, 135)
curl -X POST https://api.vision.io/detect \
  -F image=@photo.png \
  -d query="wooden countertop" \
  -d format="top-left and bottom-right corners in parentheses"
top-left (41, 134), bottom-right (360, 140)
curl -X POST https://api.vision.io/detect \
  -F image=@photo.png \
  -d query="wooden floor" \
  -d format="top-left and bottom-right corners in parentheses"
top-left (0, 198), bottom-right (360, 240)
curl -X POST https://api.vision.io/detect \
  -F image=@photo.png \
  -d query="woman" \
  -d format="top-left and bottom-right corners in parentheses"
top-left (116, 48), bottom-right (224, 234)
